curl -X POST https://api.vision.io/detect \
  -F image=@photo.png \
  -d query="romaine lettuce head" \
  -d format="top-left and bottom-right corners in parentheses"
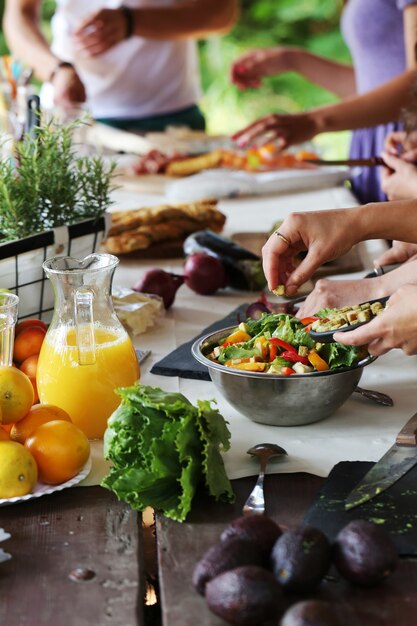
top-left (102, 384), bottom-right (234, 522)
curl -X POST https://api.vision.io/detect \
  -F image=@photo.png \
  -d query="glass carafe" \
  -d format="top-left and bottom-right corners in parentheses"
top-left (36, 254), bottom-right (140, 439)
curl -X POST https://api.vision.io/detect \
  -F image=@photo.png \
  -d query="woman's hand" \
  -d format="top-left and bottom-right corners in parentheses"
top-left (296, 277), bottom-right (386, 319)
top-left (375, 240), bottom-right (417, 266)
top-left (381, 151), bottom-right (417, 201)
top-left (73, 8), bottom-right (129, 57)
top-left (333, 284), bottom-right (417, 356)
top-left (231, 111), bottom-right (318, 149)
top-left (261, 208), bottom-right (357, 296)
top-left (231, 47), bottom-right (293, 90)
top-left (52, 66), bottom-right (86, 107)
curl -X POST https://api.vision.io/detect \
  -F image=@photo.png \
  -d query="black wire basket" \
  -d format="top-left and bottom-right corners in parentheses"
top-left (0, 215), bottom-right (110, 321)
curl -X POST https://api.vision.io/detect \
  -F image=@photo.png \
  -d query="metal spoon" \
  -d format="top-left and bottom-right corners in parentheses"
top-left (242, 443), bottom-right (287, 516)
top-left (354, 386), bottom-right (393, 407)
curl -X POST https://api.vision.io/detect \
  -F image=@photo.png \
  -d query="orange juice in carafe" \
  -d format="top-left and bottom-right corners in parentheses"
top-left (36, 253), bottom-right (140, 439)
top-left (37, 325), bottom-right (139, 439)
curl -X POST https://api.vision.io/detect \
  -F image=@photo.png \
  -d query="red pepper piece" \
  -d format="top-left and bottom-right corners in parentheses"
top-left (281, 350), bottom-right (310, 365)
top-left (268, 344), bottom-right (278, 362)
top-left (269, 337), bottom-right (297, 352)
top-left (300, 316), bottom-right (320, 325)
top-left (281, 366), bottom-right (295, 376)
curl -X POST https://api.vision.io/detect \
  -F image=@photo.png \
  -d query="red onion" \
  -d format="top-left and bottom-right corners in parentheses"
top-left (183, 253), bottom-right (227, 295)
top-left (132, 269), bottom-right (184, 309)
top-left (245, 301), bottom-right (270, 320)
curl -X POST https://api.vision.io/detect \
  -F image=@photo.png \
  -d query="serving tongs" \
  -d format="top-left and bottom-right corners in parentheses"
top-left (305, 156), bottom-right (385, 167)
top-left (309, 296), bottom-right (389, 343)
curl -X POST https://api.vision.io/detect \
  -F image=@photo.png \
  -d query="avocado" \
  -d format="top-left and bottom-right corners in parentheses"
top-left (192, 538), bottom-right (264, 595)
top-left (220, 515), bottom-right (282, 562)
top-left (205, 565), bottom-right (283, 626)
top-left (333, 519), bottom-right (398, 586)
top-left (271, 526), bottom-right (331, 592)
top-left (280, 600), bottom-right (348, 626)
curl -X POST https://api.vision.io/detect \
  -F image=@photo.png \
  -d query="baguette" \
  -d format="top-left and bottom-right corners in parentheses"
top-left (103, 200), bottom-right (226, 255)
top-left (165, 150), bottom-right (223, 177)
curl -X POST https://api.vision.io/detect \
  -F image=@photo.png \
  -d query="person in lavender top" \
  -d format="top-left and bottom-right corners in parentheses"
top-left (230, 0), bottom-right (417, 204)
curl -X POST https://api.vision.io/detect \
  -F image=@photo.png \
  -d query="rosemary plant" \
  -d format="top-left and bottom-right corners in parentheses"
top-left (0, 120), bottom-right (116, 242)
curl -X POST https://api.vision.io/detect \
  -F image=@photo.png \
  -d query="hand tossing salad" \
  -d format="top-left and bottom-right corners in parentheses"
top-left (202, 313), bottom-right (368, 375)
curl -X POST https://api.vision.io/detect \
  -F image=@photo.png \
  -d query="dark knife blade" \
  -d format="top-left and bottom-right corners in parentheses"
top-left (345, 413), bottom-right (417, 510)
top-left (305, 157), bottom-right (385, 167)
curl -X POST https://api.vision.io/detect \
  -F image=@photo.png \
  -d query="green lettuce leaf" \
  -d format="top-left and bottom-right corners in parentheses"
top-left (102, 384), bottom-right (234, 522)
top-left (217, 343), bottom-right (254, 363)
top-left (318, 342), bottom-right (362, 368)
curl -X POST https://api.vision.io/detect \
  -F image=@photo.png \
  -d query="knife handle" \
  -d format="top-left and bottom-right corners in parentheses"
top-left (396, 412), bottom-right (417, 446)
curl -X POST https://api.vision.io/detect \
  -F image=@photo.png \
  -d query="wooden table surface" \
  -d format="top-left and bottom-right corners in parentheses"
top-left (0, 486), bottom-right (145, 626)
top-left (156, 473), bottom-right (417, 626)
top-left (2, 473), bottom-right (417, 626)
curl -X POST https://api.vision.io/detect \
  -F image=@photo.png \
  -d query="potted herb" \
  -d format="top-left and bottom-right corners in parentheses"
top-left (0, 120), bottom-right (116, 319)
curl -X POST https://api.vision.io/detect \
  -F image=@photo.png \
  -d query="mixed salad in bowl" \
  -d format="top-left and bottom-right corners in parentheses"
top-left (202, 312), bottom-right (369, 376)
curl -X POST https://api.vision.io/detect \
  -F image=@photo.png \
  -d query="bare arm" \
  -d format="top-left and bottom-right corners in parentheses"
top-left (290, 48), bottom-right (355, 98)
top-left (75, 0), bottom-right (239, 44)
top-left (312, 69), bottom-right (417, 133)
top-left (232, 47), bottom-right (355, 97)
top-left (312, 3), bottom-right (417, 131)
top-left (3, 0), bottom-right (59, 81)
top-left (262, 199), bottom-right (417, 295)
top-left (233, 6), bottom-right (417, 147)
top-left (234, 70), bottom-right (417, 147)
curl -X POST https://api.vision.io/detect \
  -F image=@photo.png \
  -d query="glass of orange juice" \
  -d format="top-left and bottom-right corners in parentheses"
top-left (37, 254), bottom-right (139, 439)
top-left (0, 292), bottom-right (19, 367)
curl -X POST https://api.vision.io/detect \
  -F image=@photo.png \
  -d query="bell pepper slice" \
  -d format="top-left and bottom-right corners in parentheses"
top-left (269, 337), bottom-right (296, 352)
top-left (281, 366), bottom-right (295, 376)
top-left (300, 316), bottom-right (320, 325)
top-left (281, 350), bottom-right (310, 366)
top-left (221, 329), bottom-right (252, 347)
top-left (233, 362), bottom-right (266, 372)
top-left (268, 343), bottom-right (278, 362)
top-left (254, 336), bottom-right (269, 360)
top-left (308, 350), bottom-right (329, 371)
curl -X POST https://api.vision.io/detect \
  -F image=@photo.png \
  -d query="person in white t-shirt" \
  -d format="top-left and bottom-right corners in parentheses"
top-left (3, 0), bottom-right (238, 131)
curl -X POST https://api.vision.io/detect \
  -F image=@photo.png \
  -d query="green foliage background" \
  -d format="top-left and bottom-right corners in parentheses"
top-left (0, 0), bottom-right (350, 154)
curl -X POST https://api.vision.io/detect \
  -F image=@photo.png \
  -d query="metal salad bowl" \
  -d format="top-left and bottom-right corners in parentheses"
top-left (191, 326), bottom-right (376, 427)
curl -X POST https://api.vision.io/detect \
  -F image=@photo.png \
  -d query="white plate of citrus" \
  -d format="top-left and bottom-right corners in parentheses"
top-left (0, 455), bottom-right (92, 506)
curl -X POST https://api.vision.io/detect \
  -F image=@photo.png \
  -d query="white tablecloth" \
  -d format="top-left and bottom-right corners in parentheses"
top-left (86, 182), bottom-right (416, 485)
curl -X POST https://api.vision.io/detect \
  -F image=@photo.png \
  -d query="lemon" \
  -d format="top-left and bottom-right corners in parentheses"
top-left (0, 441), bottom-right (38, 498)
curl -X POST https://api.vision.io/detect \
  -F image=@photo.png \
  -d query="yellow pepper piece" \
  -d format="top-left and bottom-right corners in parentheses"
top-left (223, 329), bottom-right (252, 345)
top-left (254, 336), bottom-right (269, 360)
top-left (233, 362), bottom-right (266, 372)
top-left (308, 350), bottom-right (329, 371)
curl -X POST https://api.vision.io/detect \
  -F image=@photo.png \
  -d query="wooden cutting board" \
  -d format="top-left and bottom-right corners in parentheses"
top-left (303, 461), bottom-right (417, 556)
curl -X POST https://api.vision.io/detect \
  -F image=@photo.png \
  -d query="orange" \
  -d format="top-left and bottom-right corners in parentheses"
top-left (10, 404), bottom-right (72, 444)
top-left (28, 376), bottom-right (39, 405)
top-left (0, 441), bottom-right (38, 498)
top-left (13, 327), bottom-right (46, 363)
top-left (19, 354), bottom-right (39, 378)
top-left (25, 420), bottom-right (90, 485)
top-left (15, 319), bottom-right (48, 336)
top-left (0, 366), bottom-right (34, 424)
